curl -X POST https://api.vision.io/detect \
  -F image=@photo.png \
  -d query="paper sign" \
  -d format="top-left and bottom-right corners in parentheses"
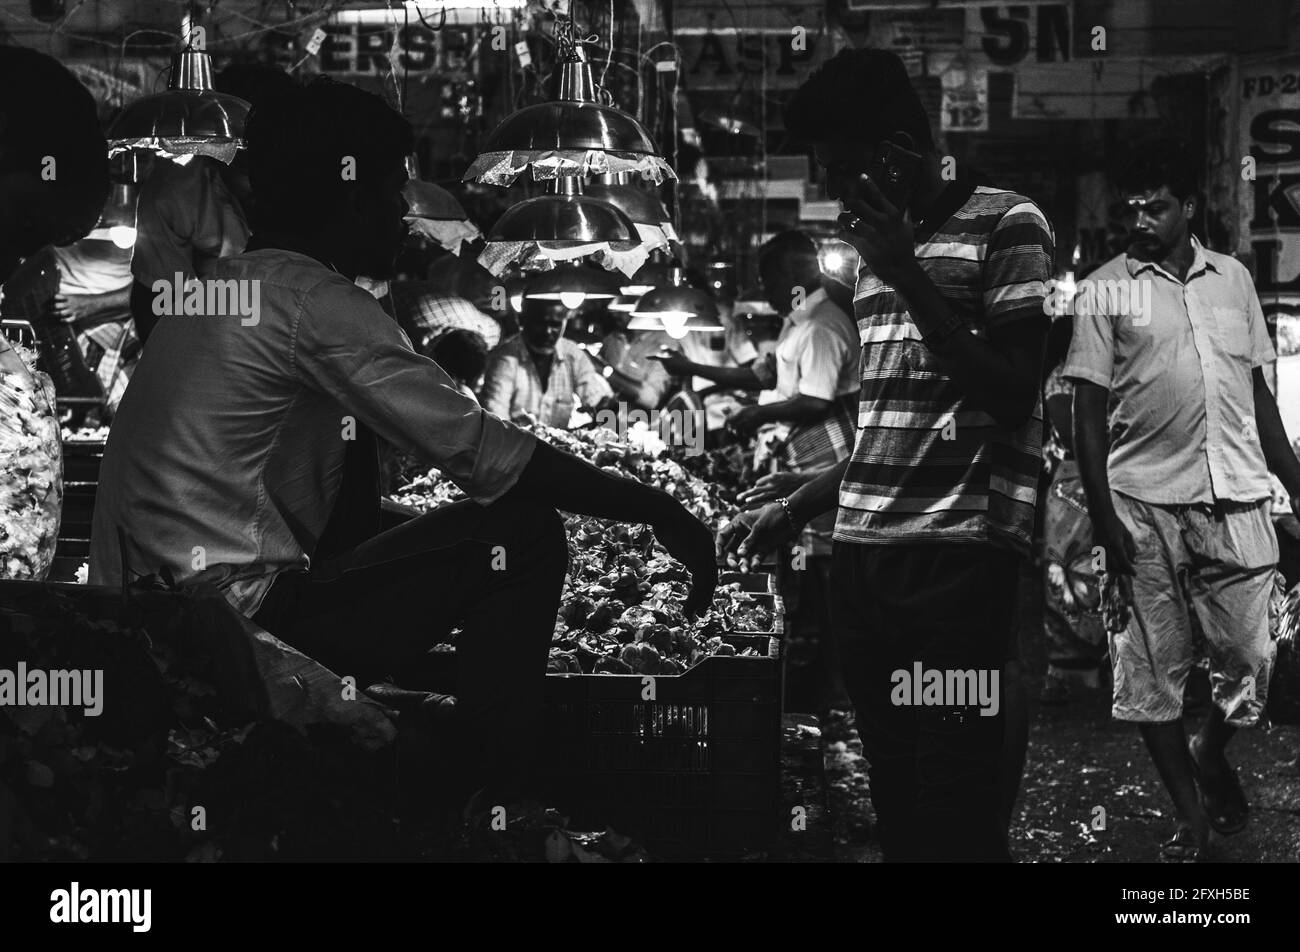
top-left (940, 66), bottom-right (989, 132)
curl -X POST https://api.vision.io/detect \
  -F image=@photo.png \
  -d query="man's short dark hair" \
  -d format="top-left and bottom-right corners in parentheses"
top-left (759, 230), bottom-right (820, 280)
top-left (1115, 137), bottom-right (1200, 201)
top-left (784, 49), bottom-right (934, 150)
top-left (0, 45), bottom-right (108, 204)
top-left (428, 328), bottom-right (488, 383)
top-left (246, 77), bottom-right (412, 231)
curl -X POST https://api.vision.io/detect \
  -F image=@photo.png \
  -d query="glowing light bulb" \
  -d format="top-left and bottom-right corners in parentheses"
top-left (661, 312), bottom-right (690, 339)
top-left (559, 291), bottom-right (586, 309)
top-left (109, 225), bottom-right (136, 249)
top-left (822, 250), bottom-right (844, 271)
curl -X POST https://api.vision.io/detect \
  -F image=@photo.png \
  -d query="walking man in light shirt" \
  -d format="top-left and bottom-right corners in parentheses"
top-left (1065, 140), bottom-right (1300, 861)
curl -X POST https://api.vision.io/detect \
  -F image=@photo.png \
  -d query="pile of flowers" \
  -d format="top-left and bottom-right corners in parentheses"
top-left (0, 338), bottom-right (62, 580)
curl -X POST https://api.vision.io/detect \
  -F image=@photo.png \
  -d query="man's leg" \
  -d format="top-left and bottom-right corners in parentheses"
top-left (908, 547), bottom-right (1016, 862)
top-left (806, 554), bottom-right (851, 715)
top-left (1138, 719), bottom-right (1205, 848)
top-left (1183, 501), bottom-right (1278, 832)
top-left (833, 543), bottom-right (1014, 861)
top-left (830, 543), bottom-right (918, 860)
top-left (1000, 656), bottom-right (1029, 841)
top-left (1108, 494), bottom-right (1205, 852)
top-left (254, 494), bottom-right (569, 798)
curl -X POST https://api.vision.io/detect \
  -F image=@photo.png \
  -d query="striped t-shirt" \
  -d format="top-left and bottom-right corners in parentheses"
top-left (833, 177), bottom-right (1055, 554)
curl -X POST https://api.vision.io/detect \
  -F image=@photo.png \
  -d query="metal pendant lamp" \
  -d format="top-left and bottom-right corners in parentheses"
top-left (478, 176), bottom-right (642, 277)
top-left (584, 180), bottom-right (676, 254)
top-left (107, 44), bottom-right (249, 164)
top-left (488, 179), bottom-right (637, 245)
top-left (402, 155), bottom-right (481, 253)
top-left (522, 261), bottom-right (622, 309)
top-left (463, 14), bottom-right (675, 187)
top-left (630, 266), bottom-right (724, 339)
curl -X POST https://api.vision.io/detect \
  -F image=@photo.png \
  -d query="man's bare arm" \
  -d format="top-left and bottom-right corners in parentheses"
top-left (1254, 367), bottom-right (1300, 500)
top-left (1072, 380), bottom-right (1135, 575)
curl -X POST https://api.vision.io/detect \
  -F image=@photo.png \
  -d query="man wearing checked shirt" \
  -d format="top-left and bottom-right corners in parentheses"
top-left (1065, 141), bottom-right (1300, 862)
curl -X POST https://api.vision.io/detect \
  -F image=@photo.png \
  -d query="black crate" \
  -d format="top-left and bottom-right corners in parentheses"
top-left (52, 439), bottom-right (105, 581)
top-left (540, 631), bottom-right (782, 857)
top-left (409, 573), bottom-right (784, 856)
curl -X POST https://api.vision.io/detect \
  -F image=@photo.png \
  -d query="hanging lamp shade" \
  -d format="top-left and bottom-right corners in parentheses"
top-left (83, 183), bottom-right (139, 248)
top-left (477, 182), bottom-right (645, 278)
top-left (107, 47), bottom-right (249, 163)
top-left (627, 308), bottom-right (723, 339)
top-left (401, 162), bottom-right (480, 253)
top-left (463, 19), bottom-right (674, 187)
top-left (403, 178), bottom-right (469, 222)
top-left (583, 182), bottom-right (676, 253)
top-left (488, 193), bottom-right (637, 244)
top-left (631, 266), bottom-right (724, 338)
top-left (522, 262), bottom-right (622, 308)
top-left (620, 260), bottom-right (670, 297)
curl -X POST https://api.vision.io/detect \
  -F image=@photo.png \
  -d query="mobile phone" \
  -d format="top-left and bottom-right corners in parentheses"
top-left (865, 136), bottom-right (922, 210)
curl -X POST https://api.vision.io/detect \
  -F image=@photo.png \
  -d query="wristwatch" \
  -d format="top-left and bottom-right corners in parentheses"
top-left (776, 497), bottom-right (801, 533)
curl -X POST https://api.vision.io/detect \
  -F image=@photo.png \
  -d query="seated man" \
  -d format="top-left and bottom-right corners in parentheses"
top-left (600, 311), bottom-right (673, 412)
top-left (51, 236), bottom-right (139, 413)
top-left (480, 297), bottom-right (615, 427)
top-left (89, 78), bottom-right (716, 802)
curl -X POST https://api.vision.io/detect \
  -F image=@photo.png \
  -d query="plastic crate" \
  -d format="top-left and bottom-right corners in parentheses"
top-left (540, 631), bottom-right (781, 857)
top-left (540, 572), bottom-right (783, 856)
top-left (50, 439), bottom-right (105, 582)
top-left (410, 572), bottom-right (784, 855)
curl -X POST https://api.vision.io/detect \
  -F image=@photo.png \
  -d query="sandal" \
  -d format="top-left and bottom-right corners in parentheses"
top-left (1189, 740), bottom-right (1250, 835)
top-left (1159, 825), bottom-right (1206, 863)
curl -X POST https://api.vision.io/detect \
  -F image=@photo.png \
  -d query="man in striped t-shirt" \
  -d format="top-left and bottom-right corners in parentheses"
top-left (721, 49), bottom-right (1054, 862)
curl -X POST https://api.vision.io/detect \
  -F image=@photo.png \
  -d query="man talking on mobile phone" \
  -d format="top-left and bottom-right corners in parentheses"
top-left (719, 49), bottom-right (1055, 862)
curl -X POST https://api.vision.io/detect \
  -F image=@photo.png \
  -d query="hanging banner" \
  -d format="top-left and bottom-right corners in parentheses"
top-left (313, 18), bottom-right (477, 76)
top-left (1238, 56), bottom-right (1300, 440)
top-left (1239, 58), bottom-right (1300, 323)
top-left (677, 30), bottom-right (838, 91)
top-left (962, 3), bottom-right (1072, 69)
top-left (1010, 57), bottom-right (1211, 121)
top-left (940, 64), bottom-right (989, 131)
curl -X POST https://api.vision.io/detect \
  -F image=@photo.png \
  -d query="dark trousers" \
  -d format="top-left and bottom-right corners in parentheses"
top-left (253, 494), bottom-right (569, 796)
top-left (831, 541), bottom-right (1019, 862)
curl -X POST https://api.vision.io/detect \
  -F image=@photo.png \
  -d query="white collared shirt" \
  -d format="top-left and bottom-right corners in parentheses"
top-left (759, 287), bottom-right (859, 406)
top-left (1063, 237), bottom-right (1275, 504)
